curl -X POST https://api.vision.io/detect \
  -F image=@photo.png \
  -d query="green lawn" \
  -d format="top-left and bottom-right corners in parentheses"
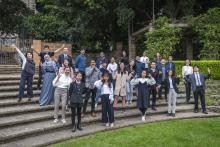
top-left (51, 117), bottom-right (220, 147)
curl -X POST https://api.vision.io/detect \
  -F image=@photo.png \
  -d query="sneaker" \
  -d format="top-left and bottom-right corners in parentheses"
top-left (106, 123), bottom-right (109, 127)
top-left (126, 101), bottom-right (129, 105)
top-left (27, 98), bottom-right (31, 102)
top-left (141, 115), bottom-right (146, 121)
top-left (110, 123), bottom-right (114, 127)
top-left (53, 119), bottom-right (59, 123)
top-left (129, 100), bottom-right (132, 104)
top-left (61, 119), bottom-right (66, 124)
top-left (95, 103), bottom-right (98, 108)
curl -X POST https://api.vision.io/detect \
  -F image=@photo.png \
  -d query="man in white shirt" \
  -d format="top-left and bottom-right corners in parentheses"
top-left (140, 52), bottom-right (150, 69)
top-left (182, 59), bottom-right (193, 103)
top-left (107, 57), bottom-right (118, 74)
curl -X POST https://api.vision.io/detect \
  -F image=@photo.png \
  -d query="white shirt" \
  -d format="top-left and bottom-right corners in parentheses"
top-left (194, 72), bottom-right (202, 86)
top-left (107, 62), bottom-right (118, 73)
top-left (169, 77), bottom-right (174, 89)
top-left (53, 74), bottom-right (72, 88)
top-left (182, 65), bottom-right (193, 77)
top-left (94, 80), bottom-right (114, 100)
top-left (16, 47), bottom-right (26, 70)
top-left (130, 77), bottom-right (156, 86)
top-left (140, 56), bottom-right (150, 68)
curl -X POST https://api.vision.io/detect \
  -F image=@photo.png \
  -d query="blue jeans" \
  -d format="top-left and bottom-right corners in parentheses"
top-left (95, 88), bottom-right (101, 104)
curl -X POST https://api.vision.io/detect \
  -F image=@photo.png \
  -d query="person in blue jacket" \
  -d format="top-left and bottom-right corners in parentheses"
top-left (75, 48), bottom-right (87, 81)
top-left (135, 56), bottom-right (145, 78)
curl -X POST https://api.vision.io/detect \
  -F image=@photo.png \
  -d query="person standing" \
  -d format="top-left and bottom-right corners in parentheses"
top-left (113, 62), bottom-right (129, 111)
top-left (166, 55), bottom-right (176, 76)
top-left (82, 59), bottom-right (101, 117)
top-left (135, 56), bottom-right (145, 78)
top-left (96, 52), bottom-right (108, 69)
top-left (189, 66), bottom-right (211, 114)
top-left (75, 48), bottom-right (87, 82)
top-left (158, 59), bottom-right (168, 101)
top-left (32, 44), bottom-right (64, 89)
top-left (140, 52), bottom-right (150, 70)
top-left (53, 67), bottom-right (72, 123)
top-left (69, 72), bottom-right (86, 132)
top-left (126, 59), bottom-right (136, 104)
top-left (119, 50), bottom-right (129, 66)
top-left (165, 70), bottom-right (179, 117)
top-left (107, 57), bottom-right (118, 89)
top-left (131, 70), bottom-right (156, 121)
top-left (57, 47), bottom-right (73, 68)
top-left (12, 45), bottom-right (35, 102)
top-left (148, 61), bottom-right (159, 110)
top-left (94, 73), bottom-right (115, 127)
top-left (39, 55), bottom-right (58, 106)
top-left (182, 59), bottom-right (193, 103)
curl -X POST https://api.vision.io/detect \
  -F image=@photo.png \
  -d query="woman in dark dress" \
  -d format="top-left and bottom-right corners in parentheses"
top-left (131, 70), bottom-right (156, 121)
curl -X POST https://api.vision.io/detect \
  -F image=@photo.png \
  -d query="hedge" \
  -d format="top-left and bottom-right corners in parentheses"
top-left (174, 60), bottom-right (220, 80)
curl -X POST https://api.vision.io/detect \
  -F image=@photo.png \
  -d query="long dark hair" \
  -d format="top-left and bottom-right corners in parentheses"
top-left (101, 73), bottom-right (112, 88)
top-left (117, 62), bottom-right (127, 74)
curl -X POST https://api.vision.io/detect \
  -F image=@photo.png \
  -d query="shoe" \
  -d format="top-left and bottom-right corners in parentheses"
top-left (95, 103), bottom-right (98, 108)
top-left (77, 125), bottom-right (83, 131)
top-left (141, 115), bottom-right (146, 121)
top-left (53, 119), bottom-right (59, 123)
top-left (202, 111), bottom-right (208, 114)
top-left (151, 107), bottom-right (157, 111)
top-left (61, 119), bottom-right (66, 124)
top-left (129, 101), bottom-right (132, 104)
top-left (110, 123), bottom-right (114, 127)
top-left (27, 98), bottom-right (31, 102)
top-left (106, 123), bottom-right (109, 127)
top-left (172, 113), bottom-right (176, 117)
top-left (126, 101), bottom-right (129, 105)
top-left (17, 98), bottom-right (22, 103)
top-left (81, 113), bottom-right (85, 118)
top-left (91, 112), bottom-right (96, 117)
top-left (167, 113), bottom-right (172, 116)
top-left (186, 99), bottom-right (189, 103)
top-left (194, 110), bottom-right (198, 113)
top-left (72, 126), bottom-right (76, 132)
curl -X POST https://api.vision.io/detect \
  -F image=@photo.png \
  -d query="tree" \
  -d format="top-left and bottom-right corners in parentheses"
top-left (0, 0), bottom-right (31, 34)
top-left (144, 16), bottom-right (182, 59)
top-left (186, 8), bottom-right (220, 59)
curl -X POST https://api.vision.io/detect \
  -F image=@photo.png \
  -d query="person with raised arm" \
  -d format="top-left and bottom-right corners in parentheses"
top-left (12, 45), bottom-right (35, 103)
top-left (94, 73), bottom-right (115, 127)
top-left (32, 44), bottom-right (65, 89)
top-left (131, 70), bottom-right (156, 121)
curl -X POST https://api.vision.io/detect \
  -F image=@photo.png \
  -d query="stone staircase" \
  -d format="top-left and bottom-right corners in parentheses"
top-left (0, 65), bottom-right (219, 147)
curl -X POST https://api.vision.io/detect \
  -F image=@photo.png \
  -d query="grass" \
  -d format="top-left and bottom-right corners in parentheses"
top-left (51, 117), bottom-right (220, 147)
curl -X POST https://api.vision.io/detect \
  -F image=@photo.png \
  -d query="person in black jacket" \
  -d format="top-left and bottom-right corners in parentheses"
top-left (148, 61), bottom-right (159, 111)
top-left (57, 47), bottom-right (73, 68)
top-left (164, 70), bottom-right (180, 117)
top-left (69, 72), bottom-right (86, 132)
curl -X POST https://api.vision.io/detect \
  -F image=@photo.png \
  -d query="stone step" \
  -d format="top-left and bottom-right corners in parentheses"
top-left (0, 90), bottom-right (41, 99)
top-left (1, 110), bottom-right (219, 147)
top-left (0, 97), bottom-right (39, 107)
top-left (0, 74), bottom-right (39, 80)
top-left (0, 99), bottom-right (193, 128)
top-left (0, 85), bottom-right (39, 92)
top-left (0, 104), bottom-right (195, 144)
top-left (0, 97), bottom-right (190, 117)
top-left (0, 80), bottom-right (38, 86)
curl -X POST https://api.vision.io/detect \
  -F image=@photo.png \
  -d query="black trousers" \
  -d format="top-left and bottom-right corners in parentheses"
top-left (158, 81), bottom-right (167, 100)
top-left (139, 108), bottom-right (147, 115)
top-left (37, 64), bottom-right (42, 88)
top-left (101, 94), bottom-right (114, 123)
top-left (18, 70), bottom-right (33, 99)
top-left (71, 105), bottom-right (82, 127)
top-left (184, 77), bottom-right (191, 101)
top-left (193, 86), bottom-right (206, 111)
top-left (149, 86), bottom-right (157, 107)
top-left (83, 88), bottom-right (96, 113)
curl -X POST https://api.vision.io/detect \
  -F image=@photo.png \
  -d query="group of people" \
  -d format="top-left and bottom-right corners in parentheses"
top-left (12, 44), bottom-right (211, 133)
